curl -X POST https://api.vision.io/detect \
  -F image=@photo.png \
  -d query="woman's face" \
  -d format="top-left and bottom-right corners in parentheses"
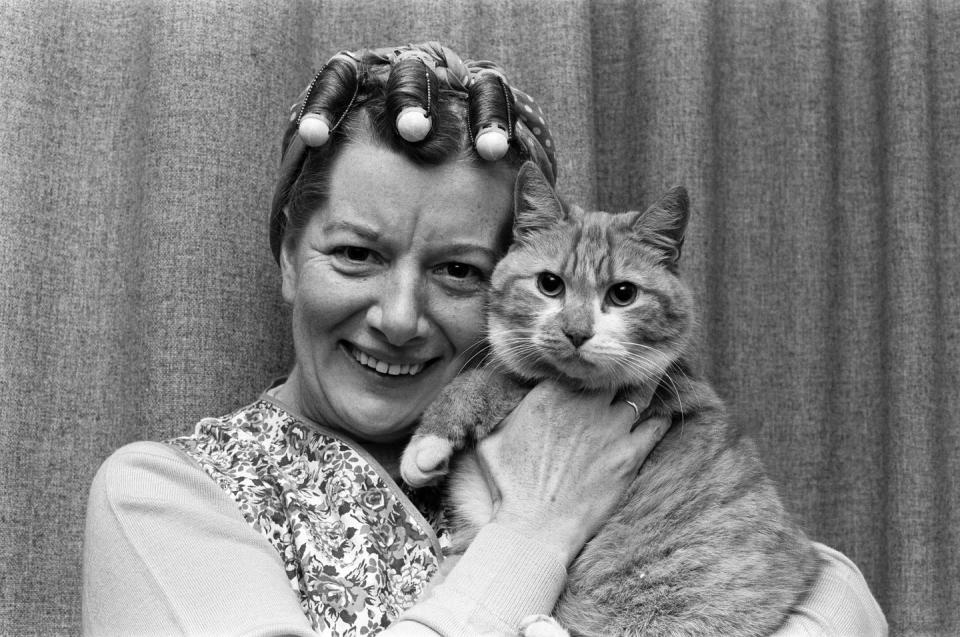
top-left (279, 140), bottom-right (514, 443)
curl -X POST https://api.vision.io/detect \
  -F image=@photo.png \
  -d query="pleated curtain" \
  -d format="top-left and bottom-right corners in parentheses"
top-left (1, 1), bottom-right (957, 635)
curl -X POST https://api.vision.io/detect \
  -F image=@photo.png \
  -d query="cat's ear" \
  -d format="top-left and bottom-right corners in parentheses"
top-left (632, 186), bottom-right (689, 270)
top-left (513, 161), bottom-right (566, 241)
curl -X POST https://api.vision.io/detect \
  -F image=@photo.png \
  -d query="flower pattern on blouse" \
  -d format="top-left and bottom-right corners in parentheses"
top-left (168, 398), bottom-right (447, 636)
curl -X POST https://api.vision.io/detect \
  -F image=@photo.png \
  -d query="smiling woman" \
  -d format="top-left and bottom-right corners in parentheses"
top-left (276, 141), bottom-right (514, 443)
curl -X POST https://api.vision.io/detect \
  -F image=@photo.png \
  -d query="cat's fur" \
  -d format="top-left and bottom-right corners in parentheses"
top-left (401, 163), bottom-right (822, 636)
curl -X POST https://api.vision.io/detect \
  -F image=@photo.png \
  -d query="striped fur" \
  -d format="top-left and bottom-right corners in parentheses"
top-left (404, 164), bottom-right (821, 636)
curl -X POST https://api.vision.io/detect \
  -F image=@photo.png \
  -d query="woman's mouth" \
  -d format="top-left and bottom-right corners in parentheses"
top-left (346, 344), bottom-right (429, 377)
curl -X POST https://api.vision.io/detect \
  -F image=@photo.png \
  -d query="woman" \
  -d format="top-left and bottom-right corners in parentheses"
top-left (82, 42), bottom-right (886, 636)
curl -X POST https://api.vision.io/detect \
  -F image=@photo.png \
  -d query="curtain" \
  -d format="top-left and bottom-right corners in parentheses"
top-left (1, 1), bottom-right (956, 634)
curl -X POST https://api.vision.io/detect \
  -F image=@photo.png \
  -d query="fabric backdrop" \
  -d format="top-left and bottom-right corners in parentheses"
top-left (1, 1), bottom-right (957, 635)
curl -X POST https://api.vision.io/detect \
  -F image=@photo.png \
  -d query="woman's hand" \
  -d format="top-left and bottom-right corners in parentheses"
top-left (475, 380), bottom-right (670, 566)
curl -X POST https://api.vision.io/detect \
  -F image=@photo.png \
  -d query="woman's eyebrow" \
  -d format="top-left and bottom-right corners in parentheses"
top-left (320, 220), bottom-right (380, 241)
top-left (439, 242), bottom-right (500, 263)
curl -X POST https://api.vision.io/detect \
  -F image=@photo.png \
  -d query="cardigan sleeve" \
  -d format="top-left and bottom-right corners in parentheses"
top-left (395, 523), bottom-right (568, 636)
top-left (86, 441), bottom-right (880, 637)
top-left (82, 441), bottom-right (566, 637)
top-left (397, 538), bottom-right (889, 637)
top-left (82, 441), bottom-right (320, 637)
top-left (772, 542), bottom-right (888, 636)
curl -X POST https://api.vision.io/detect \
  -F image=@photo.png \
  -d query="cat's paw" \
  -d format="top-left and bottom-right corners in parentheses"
top-left (518, 615), bottom-right (569, 637)
top-left (400, 434), bottom-right (455, 487)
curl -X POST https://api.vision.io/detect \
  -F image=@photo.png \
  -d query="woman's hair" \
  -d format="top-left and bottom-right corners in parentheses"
top-left (269, 42), bottom-right (558, 263)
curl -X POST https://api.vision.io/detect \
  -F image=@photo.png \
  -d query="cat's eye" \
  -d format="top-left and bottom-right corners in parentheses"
top-left (537, 272), bottom-right (565, 297)
top-left (607, 282), bottom-right (637, 306)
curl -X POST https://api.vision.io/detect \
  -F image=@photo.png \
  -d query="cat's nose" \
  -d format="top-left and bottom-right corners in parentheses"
top-left (564, 330), bottom-right (592, 348)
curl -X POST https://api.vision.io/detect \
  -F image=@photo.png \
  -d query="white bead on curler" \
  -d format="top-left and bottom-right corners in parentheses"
top-left (475, 123), bottom-right (509, 161)
top-left (396, 106), bottom-right (432, 142)
top-left (298, 112), bottom-right (332, 146)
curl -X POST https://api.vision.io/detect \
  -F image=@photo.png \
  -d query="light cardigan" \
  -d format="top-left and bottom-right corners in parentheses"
top-left (82, 392), bottom-right (887, 636)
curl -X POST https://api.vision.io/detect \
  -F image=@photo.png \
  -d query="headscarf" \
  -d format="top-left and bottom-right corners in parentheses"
top-left (268, 42), bottom-right (559, 264)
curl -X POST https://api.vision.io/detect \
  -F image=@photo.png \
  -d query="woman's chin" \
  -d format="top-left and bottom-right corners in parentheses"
top-left (330, 398), bottom-right (424, 443)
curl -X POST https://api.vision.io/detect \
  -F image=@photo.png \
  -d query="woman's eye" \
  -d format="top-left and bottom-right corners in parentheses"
top-left (536, 272), bottom-right (564, 297)
top-left (441, 263), bottom-right (478, 279)
top-left (434, 262), bottom-right (486, 293)
top-left (607, 282), bottom-right (637, 306)
top-left (434, 262), bottom-right (485, 287)
top-left (340, 246), bottom-right (372, 262)
top-left (331, 246), bottom-right (382, 272)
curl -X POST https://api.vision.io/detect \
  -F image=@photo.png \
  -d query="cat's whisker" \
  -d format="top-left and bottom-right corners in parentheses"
top-left (509, 347), bottom-right (547, 371)
top-left (667, 363), bottom-right (701, 414)
top-left (459, 337), bottom-right (489, 358)
top-left (457, 341), bottom-right (494, 375)
top-left (658, 367), bottom-right (688, 436)
top-left (614, 357), bottom-right (687, 431)
top-left (617, 362), bottom-right (662, 390)
top-left (486, 336), bottom-right (547, 378)
top-left (620, 341), bottom-right (663, 353)
top-left (616, 352), bottom-right (664, 379)
top-left (484, 357), bottom-right (514, 378)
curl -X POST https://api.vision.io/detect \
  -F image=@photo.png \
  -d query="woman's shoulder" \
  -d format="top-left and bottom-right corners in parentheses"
top-left (95, 439), bottom-right (196, 476)
top-left (773, 541), bottom-right (888, 636)
top-left (100, 439), bottom-right (187, 464)
top-left (812, 541), bottom-right (871, 578)
top-left (83, 442), bottom-right (318, 637)
top-left (91, 441), bottom-right (199, 505)
top-left (94, 397), bottom-right (282, 485)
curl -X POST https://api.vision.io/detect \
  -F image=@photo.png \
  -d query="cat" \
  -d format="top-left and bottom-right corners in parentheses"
top-left (400, 162), bottom-right (822, 636)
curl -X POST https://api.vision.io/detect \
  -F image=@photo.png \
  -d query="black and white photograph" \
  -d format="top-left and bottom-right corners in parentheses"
top-left (1, 1), bottom-right (955, 635)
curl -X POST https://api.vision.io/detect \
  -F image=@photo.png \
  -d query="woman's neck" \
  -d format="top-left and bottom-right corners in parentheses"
top-left (266, 379), bottom-right (406, 480)
top-left (360, 441), bottom-right (404, 480)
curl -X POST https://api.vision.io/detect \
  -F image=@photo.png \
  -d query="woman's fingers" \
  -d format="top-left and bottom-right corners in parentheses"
top-left (629, 415), bottom-right (671, 467)
top-left (472, 381), bottom-right (674, 565)
top-left (612, 397), bottom-right (646, 433)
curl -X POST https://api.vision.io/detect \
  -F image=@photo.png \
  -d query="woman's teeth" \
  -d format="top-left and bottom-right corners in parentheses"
top-left (351, 347), bottom-right (425, 376)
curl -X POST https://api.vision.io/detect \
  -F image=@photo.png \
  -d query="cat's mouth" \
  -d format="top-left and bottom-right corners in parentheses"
top-left (544, 350), bottom-right (627, 390)
top-left (557, 348), bottom-right (598, 367)
top-left (544, 351), bottom-right (599, 377)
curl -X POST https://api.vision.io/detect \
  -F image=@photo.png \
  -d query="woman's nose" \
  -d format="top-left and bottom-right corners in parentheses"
top-left (366, 274), bottom-right (430, 346)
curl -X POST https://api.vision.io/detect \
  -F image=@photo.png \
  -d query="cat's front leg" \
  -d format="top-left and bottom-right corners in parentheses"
top-left (401, 369), bottom-right (524, 487)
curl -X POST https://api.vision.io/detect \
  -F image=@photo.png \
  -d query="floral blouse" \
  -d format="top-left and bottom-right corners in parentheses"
top-left (168, 396), bottom-right (449, 636)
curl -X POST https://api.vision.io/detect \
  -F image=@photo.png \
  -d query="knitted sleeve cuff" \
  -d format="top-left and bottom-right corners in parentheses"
top-left (398, 523), bottom-right (567, 636)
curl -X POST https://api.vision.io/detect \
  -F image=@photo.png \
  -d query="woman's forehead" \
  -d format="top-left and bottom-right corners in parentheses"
top-left (321, 142), bottom-right (515, 247)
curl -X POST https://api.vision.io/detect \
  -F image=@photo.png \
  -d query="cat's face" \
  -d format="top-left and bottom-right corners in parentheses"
top-left (487, 164), bottom-right (694, 392)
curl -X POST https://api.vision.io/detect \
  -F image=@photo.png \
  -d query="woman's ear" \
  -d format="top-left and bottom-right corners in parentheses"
top-left (278, 209), bottom-right (298, 305)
